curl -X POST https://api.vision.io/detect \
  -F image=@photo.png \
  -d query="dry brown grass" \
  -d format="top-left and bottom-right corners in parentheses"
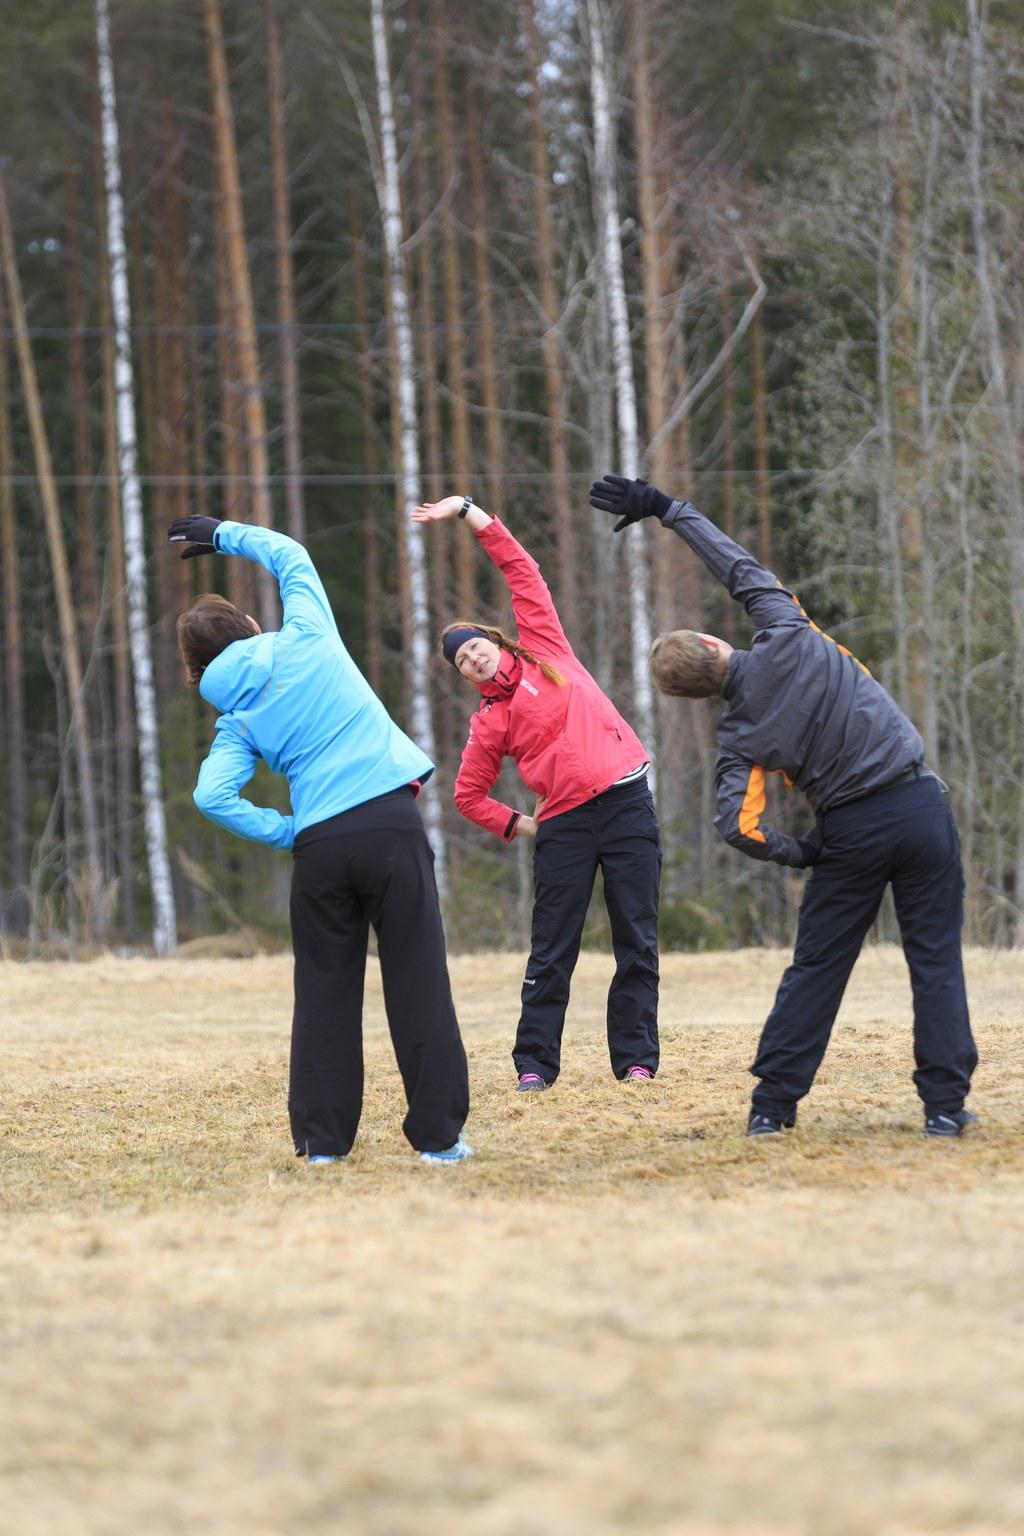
top-left (2, 946), bottom-right (1023, 1536)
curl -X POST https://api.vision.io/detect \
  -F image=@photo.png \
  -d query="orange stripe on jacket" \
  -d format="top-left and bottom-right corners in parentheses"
top-left (739, 765), bottom-right (768, 844)
top-left (789, 592), bottom-right (871, 676)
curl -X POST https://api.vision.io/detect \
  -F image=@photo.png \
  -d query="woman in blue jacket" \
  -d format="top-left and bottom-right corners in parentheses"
top-left (169, 513), bottom-right (471, 1165)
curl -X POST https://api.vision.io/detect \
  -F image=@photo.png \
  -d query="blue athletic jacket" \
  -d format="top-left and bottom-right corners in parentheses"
top-left (193, 522), bottom-right (433, 849)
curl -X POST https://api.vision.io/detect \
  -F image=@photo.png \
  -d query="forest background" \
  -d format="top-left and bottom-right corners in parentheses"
top-left (0, 0), bottom-right (1022, 958)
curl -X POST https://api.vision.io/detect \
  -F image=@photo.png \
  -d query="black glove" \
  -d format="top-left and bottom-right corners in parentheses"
top-left (796, 823), bottom-right (825, 869)
top-left (588, 474), bottom-right (673, 532)
top-left (168, 515), bottom-right (222, 560)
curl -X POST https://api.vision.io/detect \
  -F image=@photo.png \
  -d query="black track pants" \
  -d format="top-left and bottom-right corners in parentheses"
top-left (513, 778), bottom-right (662, 1084)
top-left (751, 776), bottom-right (977, 1120)
top-left (289, 789), bottom-right (469, 1157)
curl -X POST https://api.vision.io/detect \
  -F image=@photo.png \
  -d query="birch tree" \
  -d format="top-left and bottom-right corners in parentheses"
top-left (95, 0), bottom-right (177, 955)
top-left (585, 0), bottom-right (656, 778)
top-left (95, 130), bottom-right (137, 935)
top-left (369, 0), bottom-right (446, 888)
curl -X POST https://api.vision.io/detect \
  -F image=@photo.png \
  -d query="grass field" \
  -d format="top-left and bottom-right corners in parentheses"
top-left (2, 946), bottom-right (1023, 1536)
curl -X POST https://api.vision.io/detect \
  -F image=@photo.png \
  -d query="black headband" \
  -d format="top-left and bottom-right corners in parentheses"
top-left (442, 625), bottom-right (491, 666)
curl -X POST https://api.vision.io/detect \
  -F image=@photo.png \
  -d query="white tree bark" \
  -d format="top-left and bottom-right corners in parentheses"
top-left (586, 0), bottom-right (656, 785)
top-left (369, 0), bottom-right (447, 893)
top-left (96, 0), bottom-right (178, 955)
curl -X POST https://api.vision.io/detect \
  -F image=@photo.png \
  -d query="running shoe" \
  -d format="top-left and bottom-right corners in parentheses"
top-left (623, 1065), bottom-right (653, 1081)
top-left (307, 1153), bottom-right (346, 1165)
top-left (516, 1073), bottom-right (547, 1091)
top-left (419, 1130), bottom-right (475, 1165)
top-left (924, 1109), bottom-right (978, 1138)
top-left (747, 1108), bottom-right (797, 1136)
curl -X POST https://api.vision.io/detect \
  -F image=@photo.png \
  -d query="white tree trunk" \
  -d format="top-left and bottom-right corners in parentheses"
top-left (96, 0), bottom-right (178, 955)
top-left (586, 0), bottom-right (656, 787)
top-left (369, 0), bottom-right (447, 893)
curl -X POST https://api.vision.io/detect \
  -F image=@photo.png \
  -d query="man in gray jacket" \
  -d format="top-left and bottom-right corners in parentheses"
top-left (589, 473), bottom-right (978, 1139)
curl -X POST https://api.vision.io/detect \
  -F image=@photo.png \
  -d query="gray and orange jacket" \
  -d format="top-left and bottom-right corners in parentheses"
top-left (661, 500), bottom-right (925, 867)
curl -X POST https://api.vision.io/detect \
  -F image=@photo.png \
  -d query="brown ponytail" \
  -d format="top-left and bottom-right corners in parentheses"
top-left (440, 620), bottom-right (566, 687)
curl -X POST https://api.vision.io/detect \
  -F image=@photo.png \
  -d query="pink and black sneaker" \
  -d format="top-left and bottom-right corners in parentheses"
top-left (516, 1072), bottom-right (547, 1092)
top-left (623, 1065), bottom-right (653, 1081)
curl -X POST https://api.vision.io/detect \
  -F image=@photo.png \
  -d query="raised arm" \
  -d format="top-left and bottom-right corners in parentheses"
top-left (589, 475), bottom-right (805, 632)
top-left (412, 496), bottom-right (571, 656)
top-left (194, 718), bottom-right (295, 849)
top-left (714, 752), bottom-right (821, 869)
top-left (168, 514), bottom-right (336, 634)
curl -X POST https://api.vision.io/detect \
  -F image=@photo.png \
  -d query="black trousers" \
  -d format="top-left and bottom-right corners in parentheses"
top-left (751, 775), bottom-right (977, 1119)
top-left (289, 789), bottom-right (469, 1157)
top-left (513, 778), bottom-right (662, 1084)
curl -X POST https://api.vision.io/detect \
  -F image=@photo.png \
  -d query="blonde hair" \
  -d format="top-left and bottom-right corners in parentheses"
top-left (649, 630), bottom-right (726, 698)
top-left (440, 620), bottom-right (566, 687)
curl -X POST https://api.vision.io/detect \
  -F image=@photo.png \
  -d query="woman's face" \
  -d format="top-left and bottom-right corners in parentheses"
top-left (454, 635), bottom-right (502, 683)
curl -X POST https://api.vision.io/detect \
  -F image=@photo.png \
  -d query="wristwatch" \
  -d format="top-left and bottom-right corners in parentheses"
top-left (458, 495), bottom-right (473, 519)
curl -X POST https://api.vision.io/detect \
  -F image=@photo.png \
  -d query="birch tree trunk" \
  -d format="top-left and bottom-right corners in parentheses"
top-left (370, 0), bottom-right (446, 890)
top-left (0, 171), bottom-right (107, 944)
top-left (266, 0), bottom-right (306, 543)
top-left (524, 0), bottom-right (577, 636)
top-left (203, 0), bottom-right (279, 631)
top-left (586, 0), bottom-right (656, 781)
top-left (0, 289), bottom-right (27, 933)
top-left (95, 136), bottom-right (138, 935)
top-left (95, 0), bottom-right (177, 954)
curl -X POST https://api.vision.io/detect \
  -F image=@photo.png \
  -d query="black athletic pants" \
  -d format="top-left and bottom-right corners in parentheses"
top-left (289, 788), bottom-right (469, 1157)
top-left (513, 778), bottom-right (662, 1084)
top-left (751, 775), bottom-right (977, 1120)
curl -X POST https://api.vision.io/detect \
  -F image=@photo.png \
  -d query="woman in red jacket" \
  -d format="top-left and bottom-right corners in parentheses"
top-left (413, 493), bottom-right (661, 1090)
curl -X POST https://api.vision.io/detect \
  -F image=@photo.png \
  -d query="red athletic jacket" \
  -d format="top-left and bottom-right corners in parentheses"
top-left (453, 519), bottom-right (648, 840)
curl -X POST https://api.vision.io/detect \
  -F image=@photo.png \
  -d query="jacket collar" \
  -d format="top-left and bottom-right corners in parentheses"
top-left (722, 649), bottom-right (746, 702)
top-left (475, 648), bottom-right (522, 702)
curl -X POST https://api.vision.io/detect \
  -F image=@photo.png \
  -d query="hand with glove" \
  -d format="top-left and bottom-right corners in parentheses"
top-left (588, 474), bottom-right (674, 532)
top-left (168, 515), bottom-right (223, 560)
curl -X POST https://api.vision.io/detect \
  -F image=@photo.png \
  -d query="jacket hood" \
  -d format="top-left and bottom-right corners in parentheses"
top-left (475, 649), bottom-right (522, 701)
top-left (199, 631), bottom-right (277, 713)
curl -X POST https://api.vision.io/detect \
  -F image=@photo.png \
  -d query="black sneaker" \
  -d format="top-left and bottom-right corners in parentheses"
top-left (924, 1109), bottom-right (978, 1138)
top-left (747, 1108), bottom-right (797, 1136)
